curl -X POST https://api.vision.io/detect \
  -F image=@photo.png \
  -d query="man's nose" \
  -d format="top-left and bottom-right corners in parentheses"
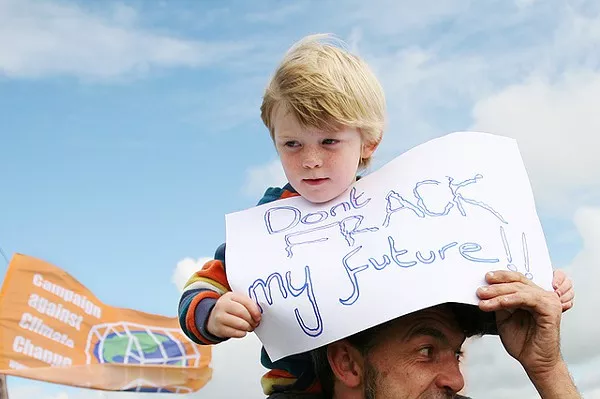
top-left (302, 147), bottom-right (323, 169)
top-left (435, 357), bottom-right (465, 395)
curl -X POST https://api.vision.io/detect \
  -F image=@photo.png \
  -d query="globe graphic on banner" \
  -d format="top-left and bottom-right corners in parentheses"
top-left (85, 321), bottom-right (203, 393)
top-left (93, 331), bottom-right (184, 365)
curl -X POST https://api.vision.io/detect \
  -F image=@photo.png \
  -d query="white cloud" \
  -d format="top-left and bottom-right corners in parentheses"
top-left (515, 0), bottom-right (538, 9)
top-left (585, 389), bottom-right (600, 399)
top-left (9, 386), bottom-right (63, 399)
top-left (570, 356), bottom-right (600, 398)
top-left (463, 207), bottom-right (600, 398)
top-left (245, 3), bottom-right (306, 24)
top-left (0, 0), bottom-right (251, 80)
top-left (8, 384), bottom-right (101, 399)
top-left (175, 76), bottom-right (267, 133)
top-left (192, 334), bottom-right (266, 399)
top-left (242, 159), bottom-right (287, 199)
top-left (462, 335), bottom-right (542, 398)
top-left (348, 1), bottom-right (600, 213)
top-left (470, 71), bottom-right (600, 211)
top-left (559, 207), bottom-right (600, 364)
top-left (342, 0), bottom-right (472, 37)
top-left (171, 257), bottom-right (212, 293)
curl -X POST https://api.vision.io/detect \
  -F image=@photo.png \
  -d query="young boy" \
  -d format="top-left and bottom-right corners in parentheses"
top-left (178, 34), bottom-right (575, 398)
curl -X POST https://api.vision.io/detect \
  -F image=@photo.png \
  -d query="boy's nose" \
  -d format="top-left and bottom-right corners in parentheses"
top-left (302, 149), bottom-right (323, 169)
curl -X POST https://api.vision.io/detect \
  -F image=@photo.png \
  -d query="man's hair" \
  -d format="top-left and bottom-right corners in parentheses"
top-left (260, 33), bottom-right (386, 168)
top-left (311, 303), bottom-right (492, 398)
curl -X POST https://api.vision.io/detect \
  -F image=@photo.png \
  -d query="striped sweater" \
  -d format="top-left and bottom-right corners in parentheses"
top-left (178, 183), bottom-right (321, 395)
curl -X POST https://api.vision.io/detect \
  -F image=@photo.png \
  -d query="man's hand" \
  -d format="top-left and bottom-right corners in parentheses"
top-left (477, 270), bottom-right (561, 375)
top-left (476, 270), bottom-right (580, 398)
top-left (207, 292), bottom-right (262, 339)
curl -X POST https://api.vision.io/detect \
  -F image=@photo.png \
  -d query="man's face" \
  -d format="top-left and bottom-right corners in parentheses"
top-left (361, 307), bottom-right (466, 399)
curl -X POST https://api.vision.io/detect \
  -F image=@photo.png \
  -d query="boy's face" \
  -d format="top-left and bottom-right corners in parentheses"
top-left (272, 107), bottom-right (375, 203)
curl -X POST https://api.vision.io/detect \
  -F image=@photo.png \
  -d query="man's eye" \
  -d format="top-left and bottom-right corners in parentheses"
top-left (455, 350), bottom-right (464, 362)
top-left (322, 139), bottom-right (339, 145)
top-left (418, 347), bottom-right (433, 357)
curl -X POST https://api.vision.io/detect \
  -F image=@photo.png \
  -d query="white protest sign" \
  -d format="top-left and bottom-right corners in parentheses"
top-left (225, 132), bottom-right (553, 361)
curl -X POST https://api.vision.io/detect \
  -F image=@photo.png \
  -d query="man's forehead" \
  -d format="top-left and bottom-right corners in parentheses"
top-left (386, 305), bottom-right (465, 341)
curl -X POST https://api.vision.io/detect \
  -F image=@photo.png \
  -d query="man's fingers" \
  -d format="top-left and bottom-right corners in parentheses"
top-left (479, 292), bottom-right (535, 312)
top-left (477, 282), bottom-right (521, 300)
top-left (485, 270), bottom-right (533, 285)
top-left (479, 289), bottom-right (560, 316)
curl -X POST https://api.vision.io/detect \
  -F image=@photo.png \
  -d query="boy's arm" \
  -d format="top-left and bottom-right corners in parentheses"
top-left (178, 243), bottom-right (231, 345)
top-left (179, 186), bottom-right (291, 345)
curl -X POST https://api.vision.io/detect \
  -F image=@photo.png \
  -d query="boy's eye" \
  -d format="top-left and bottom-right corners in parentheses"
top-left (284, 141), bottom-right (301, 148)
top-left (322, 139), bottom-right (339, 145)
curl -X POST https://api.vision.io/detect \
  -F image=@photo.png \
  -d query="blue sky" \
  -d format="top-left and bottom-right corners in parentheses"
top-left (1, 0), bottom-right (599, 398)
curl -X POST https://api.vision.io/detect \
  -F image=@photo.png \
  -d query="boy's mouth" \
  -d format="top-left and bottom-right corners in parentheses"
top-left (303, 178), bottom-right (328, 186)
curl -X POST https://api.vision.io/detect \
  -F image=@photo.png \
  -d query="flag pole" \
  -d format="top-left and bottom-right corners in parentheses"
top-left (0, 375), bottom-right (9, 399)
top-left (0, 246), bottom-right (9, 398)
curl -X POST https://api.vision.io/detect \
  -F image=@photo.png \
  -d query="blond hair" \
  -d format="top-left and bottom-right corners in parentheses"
top-left (260, 34), bottom-right (386, 168)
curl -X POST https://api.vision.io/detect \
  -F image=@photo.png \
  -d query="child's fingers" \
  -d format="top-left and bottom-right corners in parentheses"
top-left (245, 301), bottom-right (262, 324)
top-left (555, 278), bottom-right (573, 297)
top-left (217, 325), bottom-right (248, 339)
top-left (558, 287), bottom-right (575, 303)
top-left (220, 313), bottom-right (254, 333)
top-left (231, 293), bottom-right (262, 324)
top-left (227, 301), bottom-right (258, 331)
top-left (552, 270), bottom-right (566, 289)
top-left (562, 300), bottom-right (574, 312)
top-left (225, 300), bottom-right (258, 327)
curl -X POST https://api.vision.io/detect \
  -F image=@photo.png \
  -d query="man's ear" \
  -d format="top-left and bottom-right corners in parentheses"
top-left (327, 340), bottom-right (364, 389)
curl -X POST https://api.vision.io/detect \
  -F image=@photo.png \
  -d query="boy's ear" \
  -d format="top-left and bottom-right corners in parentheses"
top-left (361, 139), bottom-right (380, 159)
top-left (327, 340), bottom-right (364, 389)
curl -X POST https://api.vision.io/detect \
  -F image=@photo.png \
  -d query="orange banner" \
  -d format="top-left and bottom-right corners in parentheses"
top-left (0, 254), bottom-right (212, 393)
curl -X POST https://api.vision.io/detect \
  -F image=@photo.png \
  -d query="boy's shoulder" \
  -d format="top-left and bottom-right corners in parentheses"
top-left (256, 183), bottom-right (298, 206)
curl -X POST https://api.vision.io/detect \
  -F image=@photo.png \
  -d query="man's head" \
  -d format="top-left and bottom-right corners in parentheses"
top-left (261, 34), bottom-right (386, 203)
top-left (312, 304), bottom-right (486, 399)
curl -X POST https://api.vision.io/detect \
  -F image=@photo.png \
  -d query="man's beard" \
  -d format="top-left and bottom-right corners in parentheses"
top-left (362, 359), bottom-right (463, 399)
top-left (363, 360), bottom-right (378, 399)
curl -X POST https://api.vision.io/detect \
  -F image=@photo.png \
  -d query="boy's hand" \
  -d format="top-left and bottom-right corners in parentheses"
top-left (206, 292), bottom-right (262, 339)
top-left (552, 269), bottom-right (574, 312)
